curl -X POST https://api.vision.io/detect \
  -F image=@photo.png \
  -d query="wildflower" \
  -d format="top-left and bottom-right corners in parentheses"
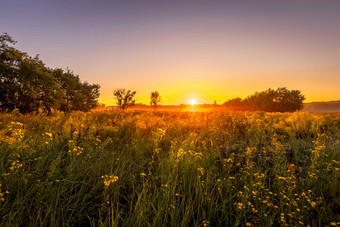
top-left (177, 148), bottom-right (186, 159)
top-left (236, 202), bottom-right (244, 210)
top-left (101, 175), bottom-right (118, 187)
top-left (225, 158), bottom-right (233, 163)
top-left (202, 220), bottom-right (209, 226)
top-left (9, 160), bottom-right (23, 171)
top-left (188, 150), bottom-right (203, 159)
top-left (140, 172), bottom-right (146, 177)
top-left (68, 145), bottom-right (83, 156)
top-left (197, 167), bottom-right (205, 175)
top-left (0, 183), bottom-right (6, 202)
top-left (280, 213), bottom-right (285, 223)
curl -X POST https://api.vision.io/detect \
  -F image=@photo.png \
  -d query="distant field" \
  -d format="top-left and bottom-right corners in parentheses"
top-left (303, 101), bottom-right (340, 113)
top-left (0, 110), bottom-right (339, 226)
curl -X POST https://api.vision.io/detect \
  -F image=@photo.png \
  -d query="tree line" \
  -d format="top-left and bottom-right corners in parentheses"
top-left (113, 87), bottom-right (305, 113)
top-left (0, 33), bottom-right (100, 114)
top-left (223, 87), bottom-right (305, 112)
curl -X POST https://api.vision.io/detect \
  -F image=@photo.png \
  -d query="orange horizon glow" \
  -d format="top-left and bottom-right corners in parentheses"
top-left (98, 81), bottom-right (337, 106)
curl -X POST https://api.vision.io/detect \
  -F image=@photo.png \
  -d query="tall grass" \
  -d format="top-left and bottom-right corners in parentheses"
top-left (0, 110), bottom-right (339, 226)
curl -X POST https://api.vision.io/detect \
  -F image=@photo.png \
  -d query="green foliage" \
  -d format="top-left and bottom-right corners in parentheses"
top-left (52, 68), bottom-right (100, 112)
top-left (0, 33), bottom-right (100, 113)
top-left (0, 111), bottom-right (339, 226)
top-left (224, 87), bottom-right (306, 112)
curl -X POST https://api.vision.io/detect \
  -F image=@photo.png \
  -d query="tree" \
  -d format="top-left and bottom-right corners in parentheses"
top-left (113, 88), bottom-right (136, 110)
top-left (53, 68), bottom-right (100, 112)
top-left (273, 87), bottom-right (305, 112)
top-left (150, 91), bottom-right (161, 111)
top-left (223, 98), bottom-right (243, 110)
top-left (223, 87), bottom-right (305, 112)
top-left (0, 33), bottom-right (61, 113)
top-left (0, 33), bottom-right (100, 113)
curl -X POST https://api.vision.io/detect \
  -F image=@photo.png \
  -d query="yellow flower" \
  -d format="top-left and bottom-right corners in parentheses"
top-left (197, 168), bottom-right (205, 175)
top-left (225, 158), bottom-right (233, 163)
top-left (140, 173), bottom-right (146, 177)
top-left (237, 202), bottom-right (244, 210)
top-left (102, 175), bottom-right (118, 187)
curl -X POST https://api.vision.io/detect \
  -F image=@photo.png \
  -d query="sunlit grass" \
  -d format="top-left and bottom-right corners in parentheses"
top-left (0, 110), bottom-right (339, 226)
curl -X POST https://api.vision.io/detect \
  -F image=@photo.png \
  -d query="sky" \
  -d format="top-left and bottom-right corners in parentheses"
top-left (1, 0), bottom-right (340, 105)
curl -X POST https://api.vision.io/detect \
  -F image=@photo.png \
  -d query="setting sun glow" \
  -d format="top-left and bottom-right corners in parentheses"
top-left (189, 99), bottom-right (196, 106)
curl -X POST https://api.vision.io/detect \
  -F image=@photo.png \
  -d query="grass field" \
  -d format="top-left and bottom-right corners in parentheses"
top-left (0, 110), bottom-right (339, 226)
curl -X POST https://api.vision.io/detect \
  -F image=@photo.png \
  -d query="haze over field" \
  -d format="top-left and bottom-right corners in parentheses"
top-left (1, 0), bottom-right (340, 105)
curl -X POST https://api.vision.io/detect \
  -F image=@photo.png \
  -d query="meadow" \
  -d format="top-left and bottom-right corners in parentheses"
top-left (0, 110), bottom-right (339, 226)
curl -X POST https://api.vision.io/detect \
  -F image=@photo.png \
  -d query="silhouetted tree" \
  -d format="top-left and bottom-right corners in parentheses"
top-left (150, 91), bottom-right (161, 111)
top-left (273, 87), bottom-right (305, 112)
top-left (0, 33), bottom-right (100, 113)
top-left (224, 88), bottom-right (305, 112)
top-left (224, 98), bottom-right (243, 110)
top-left (53, 68), bottom-right (100, 112)
top-left (113, 88), bottom-right (136, 110)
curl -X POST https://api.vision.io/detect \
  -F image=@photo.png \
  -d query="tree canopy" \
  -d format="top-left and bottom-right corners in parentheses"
top-left (224, 87), bottom-right (305, 112)
top-left (0, 33), bottom-right (100, 113)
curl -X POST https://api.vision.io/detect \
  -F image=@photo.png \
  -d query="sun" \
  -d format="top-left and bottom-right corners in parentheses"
top-left (189, 99), bottom-right (196, 106)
